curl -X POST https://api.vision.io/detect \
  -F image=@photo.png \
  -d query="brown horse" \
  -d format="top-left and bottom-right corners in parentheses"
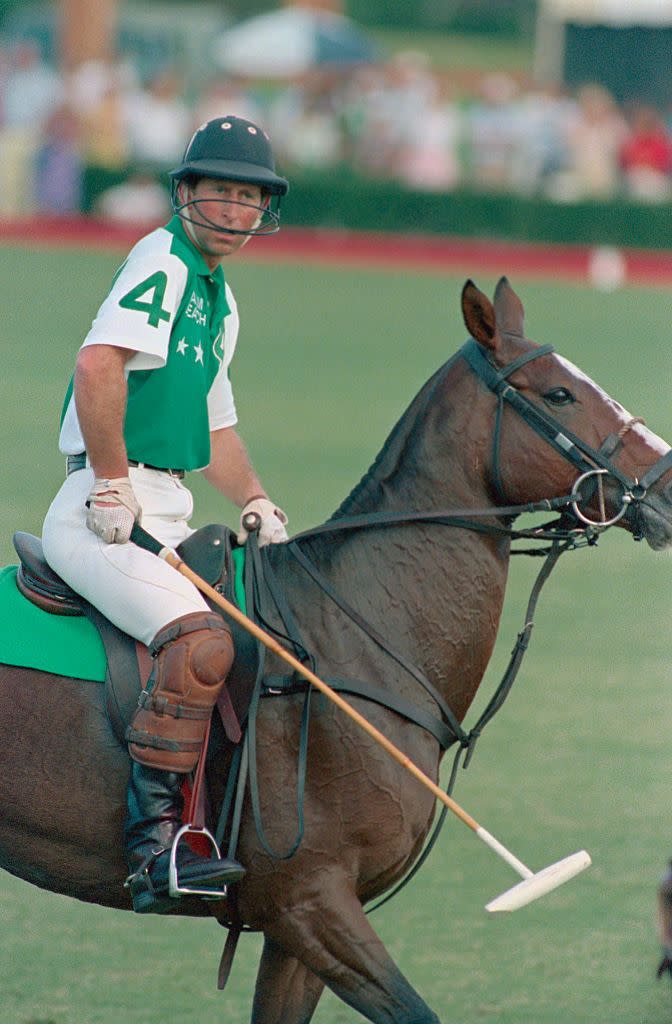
top-left (1, 278), bottom-right (672, 1024)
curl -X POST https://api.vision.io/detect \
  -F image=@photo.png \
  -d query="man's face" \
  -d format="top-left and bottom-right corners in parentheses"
top-left (182, 177), bottom-right (267, 265)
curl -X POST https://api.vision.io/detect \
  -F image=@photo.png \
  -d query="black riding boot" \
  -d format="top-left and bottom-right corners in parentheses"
top-left (124, 761), bottom-right (245, 914)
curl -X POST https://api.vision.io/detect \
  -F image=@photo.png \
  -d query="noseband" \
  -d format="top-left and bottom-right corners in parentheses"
top-left (461, 339), bottom-right (672, 537)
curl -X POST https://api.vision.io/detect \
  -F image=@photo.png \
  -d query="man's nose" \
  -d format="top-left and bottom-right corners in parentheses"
top-left (222, 197), bottom-right (243, 218)
top-left (218, 200), bottom-right (236, 222)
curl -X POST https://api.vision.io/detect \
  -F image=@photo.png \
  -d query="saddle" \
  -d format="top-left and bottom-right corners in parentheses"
top-left (12, 526), bottom-right (260, 747)
top-left (14, 531), bottom-right (83, 616)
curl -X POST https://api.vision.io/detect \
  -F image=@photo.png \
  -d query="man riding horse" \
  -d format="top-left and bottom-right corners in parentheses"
top-left (41, 116), bottom-right (290, 914)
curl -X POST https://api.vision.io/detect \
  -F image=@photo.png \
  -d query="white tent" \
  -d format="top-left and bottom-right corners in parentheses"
top-left (535, 0), bottom-right (672, 103)
top-left (539, 0), bottom-right (672, 25)
top-left (213, 7), bottom-right (378, 79)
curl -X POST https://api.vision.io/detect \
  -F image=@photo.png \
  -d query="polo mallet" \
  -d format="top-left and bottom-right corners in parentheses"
top-left (130, 522), bottom-right (590, 912)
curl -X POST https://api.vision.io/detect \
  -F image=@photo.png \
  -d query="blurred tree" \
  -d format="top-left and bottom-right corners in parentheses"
top-left (0, 0), bottom-right (281, 31)
top-left (146, 0), bottom-right (278, 15)
top-left (0, 0), bottom-right (30, 27)
top-left (346, 0), bottom-right (536, 37)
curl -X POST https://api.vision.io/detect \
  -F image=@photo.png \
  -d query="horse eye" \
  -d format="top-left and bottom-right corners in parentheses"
top-left (543, 387), bottom-right (575, 406)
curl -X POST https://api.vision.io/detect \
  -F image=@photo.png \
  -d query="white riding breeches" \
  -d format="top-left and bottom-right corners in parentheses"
top-left (42, 466), bottom-right (210, 645)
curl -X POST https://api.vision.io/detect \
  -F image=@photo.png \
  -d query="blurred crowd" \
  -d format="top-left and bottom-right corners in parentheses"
top-left (1, 42), bottom-right (672, 221)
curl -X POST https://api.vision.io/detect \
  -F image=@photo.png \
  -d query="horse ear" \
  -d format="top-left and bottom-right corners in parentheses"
top-left (493, 276), bottom-right (525, 337)
top-left (461, 279), bottom-right (498, 350)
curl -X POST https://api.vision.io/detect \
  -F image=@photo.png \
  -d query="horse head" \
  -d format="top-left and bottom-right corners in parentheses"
top-left (461, 277), bottom-right (672, 550)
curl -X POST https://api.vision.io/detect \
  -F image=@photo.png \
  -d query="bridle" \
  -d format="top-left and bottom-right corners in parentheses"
top-left (461, 339), bottom-right (672, 537)
top-left (282, 336), bottom-right (672, 754)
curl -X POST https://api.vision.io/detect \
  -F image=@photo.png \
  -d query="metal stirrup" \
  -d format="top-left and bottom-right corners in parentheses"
top-left (168, 716), bottom-right (229, 899)
top-left (168, 824), bottom-right (229, 899)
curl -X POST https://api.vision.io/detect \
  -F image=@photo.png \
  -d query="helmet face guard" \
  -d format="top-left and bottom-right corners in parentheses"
top-left (169, 116), bottom-right (289, 237)
top-left (170, 181), bottom-right (281, 237)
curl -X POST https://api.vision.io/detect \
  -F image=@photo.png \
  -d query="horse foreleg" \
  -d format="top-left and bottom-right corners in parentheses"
top-left (253, 873), bottom-right (441, 1024)
top-left (251, 936), bottom-right (325, 1024)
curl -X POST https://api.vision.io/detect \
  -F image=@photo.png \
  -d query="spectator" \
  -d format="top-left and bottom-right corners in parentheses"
top-left (3, 42), bottom-right (62, 128)
top-left (510, 82), bottom-right (576, 196)
top-left (33, 105), bottom-right (83, 215)
top-left (359, 52), bottom-right (439, 180)
top-left (124, 69), bottom-right (192, 169)
top-left (562, 84), bottom-right (628, 199)
top-left (396, 80), bottom-right (462, 191)
top-left (271, 70), bottom-right (342, 170)
top-left (619, 104), bottom-right (672, 201)
top-left (0, 43), bottom-right (63, 214)
top-left (337, 64), bottom-right (382, 169)
top-left (80, 78), bottom-right (131, 175)
top-left (66, 58), bottom-right (136, 118)
top-left (464, 72), bottom-right (522, 192)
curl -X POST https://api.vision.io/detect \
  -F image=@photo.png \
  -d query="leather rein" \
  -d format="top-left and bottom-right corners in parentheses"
top-left (221, 340), bottom-right (672, 912)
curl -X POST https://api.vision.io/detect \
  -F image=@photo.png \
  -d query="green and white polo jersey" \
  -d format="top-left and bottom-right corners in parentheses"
top-left (59, 216), bottom-right (239, 471)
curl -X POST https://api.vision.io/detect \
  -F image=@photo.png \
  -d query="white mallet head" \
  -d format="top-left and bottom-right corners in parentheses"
top-left (485, 850), bottom-right (591, 913)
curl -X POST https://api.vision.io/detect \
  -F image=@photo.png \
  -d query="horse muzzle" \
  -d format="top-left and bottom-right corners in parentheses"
top-left (630, 492), bottom-right (672, 551)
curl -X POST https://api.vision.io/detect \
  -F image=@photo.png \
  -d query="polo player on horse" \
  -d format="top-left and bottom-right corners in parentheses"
top-left (41, 116), bottom-right (290, 913)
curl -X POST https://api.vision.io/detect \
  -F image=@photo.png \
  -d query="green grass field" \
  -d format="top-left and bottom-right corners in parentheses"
top-left (0, 242), bottom-right (671, 1023)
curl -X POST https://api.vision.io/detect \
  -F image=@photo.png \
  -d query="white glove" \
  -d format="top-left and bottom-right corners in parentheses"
top-left (85, 476), bottom-right (141, 544)
top-left (237, 496), bottom-right (288, 547)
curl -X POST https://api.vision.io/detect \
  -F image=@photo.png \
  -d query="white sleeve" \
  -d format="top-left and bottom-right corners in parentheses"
top-left (207, 283), bottom-right (239, 431)
top-left (81, 228), bottom-right (188, 371)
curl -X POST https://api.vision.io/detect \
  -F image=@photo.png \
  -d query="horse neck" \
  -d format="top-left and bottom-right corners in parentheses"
top-left (303, 353), bottom-right (512, 722)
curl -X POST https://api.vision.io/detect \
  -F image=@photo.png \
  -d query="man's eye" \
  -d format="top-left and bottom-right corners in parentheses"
top-left (543, 387), bottom-right (575, 406)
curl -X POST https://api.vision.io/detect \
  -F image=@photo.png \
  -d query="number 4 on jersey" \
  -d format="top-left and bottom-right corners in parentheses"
top-left (119, 271), bottom-right (171, 328)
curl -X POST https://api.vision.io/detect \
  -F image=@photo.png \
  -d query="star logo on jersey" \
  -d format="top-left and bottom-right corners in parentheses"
top-left (176, 337), bottom-right (189, 355)
top-left (193, 341), bottom-right (204, 364)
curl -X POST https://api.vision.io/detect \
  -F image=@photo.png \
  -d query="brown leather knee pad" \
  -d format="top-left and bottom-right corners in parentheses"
top-left (126, 612), bottom-right (235, 773)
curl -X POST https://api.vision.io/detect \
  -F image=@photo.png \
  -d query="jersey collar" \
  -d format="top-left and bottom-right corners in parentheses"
top-left (166, 215), bottom-right (225, 285)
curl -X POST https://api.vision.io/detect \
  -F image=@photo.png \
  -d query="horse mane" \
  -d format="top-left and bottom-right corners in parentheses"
top-left (330, 349), bottom-right (464, 520)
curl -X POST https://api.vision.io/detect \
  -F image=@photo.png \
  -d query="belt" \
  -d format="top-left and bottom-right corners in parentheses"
top-left (66, 453), bottom-right (185, 479)
top-left (128, 460), bottom-right (186, 479)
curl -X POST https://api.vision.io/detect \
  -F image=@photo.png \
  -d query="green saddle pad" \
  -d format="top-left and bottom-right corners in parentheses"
top-left (0, 565), bottom-right (106, 680)
top-left (0, 549), bottom-right (247, 683)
